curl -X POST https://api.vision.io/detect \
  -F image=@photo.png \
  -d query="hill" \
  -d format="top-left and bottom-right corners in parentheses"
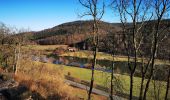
top-left (20, 20), bottom-right (122, 45)
top-left (18, 20), bottom-right (170, 59)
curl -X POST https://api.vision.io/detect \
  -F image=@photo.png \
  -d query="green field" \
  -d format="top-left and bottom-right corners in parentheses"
top-left (23, 45), bottom-right (170, 65)
top-left (37, 62), bottom-right (167, 99)
top-left (60, 50), bottom-right (170, 65)
top-left (22, 45), bottom-right (169, 99)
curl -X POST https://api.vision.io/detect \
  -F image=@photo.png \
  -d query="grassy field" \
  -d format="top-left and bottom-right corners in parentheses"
top-left (22, 45), bottom-right (68, 51)
top-left (21, 45), bottom-right (169, 99)
top-left (60, 50), bottom-right (170, 65)
top-left (23, 45), bottom-right (170, 65)
top-left (22, 45), bottom-right (68, 55)
top-left (17, 60), bottom-right (107, 100)
top-left (36, 62), bottom-right (167, 100)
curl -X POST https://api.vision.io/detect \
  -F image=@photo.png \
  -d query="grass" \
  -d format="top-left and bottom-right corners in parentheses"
top-left (23, 45), bottom-right (68, 51)
top-left (21, 45), bottom-right (168, 99)
top-left (16, 60), bottom-right (73, 99)
top-left (22, 45), bottom-right (68, 55)
top-left (60, 50), bottom-right (128, 61)
top-left (60, 50), bottom-right (170, 65)
top-left (39, 62), bottom-right (167, 100)
top-left (72, 87), bottom-right (107, 100)
top-left (23, 45), bottom-right (170, 65)
top-left (16, 59), bottom-right (107, 100)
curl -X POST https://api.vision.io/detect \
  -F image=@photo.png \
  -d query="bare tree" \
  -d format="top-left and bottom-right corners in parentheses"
top-left (0, 24), bottom-right (29, 74)
top-left (165, 68), bottom-right (170, 100)
top-left (78, 0), bottom-right (105, 99)
top-left (112, 0), bottom-right (153, 99)
top-left (0, 23), bottom-right (21, 74)
top-left (13, 29), bottom-right (29, 74)
top-left (112, 0), bottom-right (170, 99)
top-left (0, 23), bottom-right (11, 45)
top-left (110, 41), bottom-right (115, 100)
top-left (142, 1), bottom-right (170, 99)
top-left (0, 23), bottom-right (15, 72)
top-left (104, 33), bottom-right (116, 100)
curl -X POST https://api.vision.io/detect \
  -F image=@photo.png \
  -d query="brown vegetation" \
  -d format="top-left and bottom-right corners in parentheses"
top-left (0, 67), bottom-right (4, 73)
top-left (14, 59), bottom-right (107, 100)
top-left (14, 59), bottom-right (74, 99)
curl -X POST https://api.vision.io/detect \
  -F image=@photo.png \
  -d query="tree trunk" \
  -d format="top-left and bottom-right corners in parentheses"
top-left (139, 74), bottom-right (144, 100)
top-left (130, 72), bottom-right (134, 100)
top-left (88, 45), bottom-right (97, 100)
top-left (13, 46), bottom-right (17, 73)
top-left (143, 18), bottom-right (160, 100)
top-left (110, 61), bottom-right (114, 100)
top-left (165, 68), bottom-right (170, 100)
top-left (14, 43), bottom-right (21, 75)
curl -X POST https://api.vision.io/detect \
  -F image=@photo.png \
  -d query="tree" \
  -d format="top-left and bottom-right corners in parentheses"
top-left (113, 0), bottom-right (153, 99)
top-left (78, 0), bottom-right (105, 99)
top-left (13, 29), bottom-right (30, 74)
top-left (112, 0), bottom-right (170, 99)
top-left (0, 23), bottom-right (10, 45)
top-left (142, 1), bottom-right (170, 99)
top-left (0, 23), bottom-right (16, 72)
top-left (0, 23), bottom-right (28, 75)
top-left (165, 68), bottom-right (170, 100)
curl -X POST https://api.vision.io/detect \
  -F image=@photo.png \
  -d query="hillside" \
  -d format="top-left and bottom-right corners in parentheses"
top-left (21, 20), bottom-right (122, 45)
top-left (18, 20), bottom-right (170, 59)
top-left (20, 20), bottom-right (170, 45)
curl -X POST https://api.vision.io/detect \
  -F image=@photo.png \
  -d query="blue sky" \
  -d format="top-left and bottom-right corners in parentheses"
top-left (0, 0), bottom-right (119, 31)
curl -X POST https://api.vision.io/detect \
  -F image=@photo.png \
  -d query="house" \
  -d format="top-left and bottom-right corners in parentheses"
top-left (67, 47), bottom-right (77, 52)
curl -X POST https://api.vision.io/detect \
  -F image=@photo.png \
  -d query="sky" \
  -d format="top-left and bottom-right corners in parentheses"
top-left (0, 0), bottom-right (119, 31)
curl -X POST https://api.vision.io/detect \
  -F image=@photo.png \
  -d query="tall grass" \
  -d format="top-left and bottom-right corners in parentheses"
top-left (15, 59), bottom-right (74, 99)
top-left (14, 59), bottom-right (107, 100)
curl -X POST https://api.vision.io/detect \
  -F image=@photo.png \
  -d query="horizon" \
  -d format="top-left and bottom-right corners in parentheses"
top-left (0, 0), bottom-right (120, 31)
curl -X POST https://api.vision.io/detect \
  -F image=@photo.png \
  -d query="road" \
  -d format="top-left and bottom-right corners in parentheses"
top-left (65, 80), bottom-right (127, 100)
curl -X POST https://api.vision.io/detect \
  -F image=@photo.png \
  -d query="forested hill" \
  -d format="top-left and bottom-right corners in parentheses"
top-left (16, 20), bottom-right (170, 59)
top-left (20, 19), bottom-right (170, 46)
top-left (21, 20), bottom-right (122, 45)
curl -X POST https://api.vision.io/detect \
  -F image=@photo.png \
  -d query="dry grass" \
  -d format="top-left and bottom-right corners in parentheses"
top-left (15, 59), bottom-right (74, 99)
top-left (22, 45), bottom-right (68, 51)
top-left (0, 67), bottom-right (4, 73)
top-left (15, 59), bottom-right (107, 100)
top-left (22, 45), bottom-right (68, 56)
top-left (72, 87), bottom-right (107, 100)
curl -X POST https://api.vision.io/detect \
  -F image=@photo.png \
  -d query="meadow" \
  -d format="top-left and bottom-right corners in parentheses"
top-left (21, 45), bottom-right (169, 99)
top-left (23, 45), bottom-right (170, 65)
top-left (16, 59), bottom-right (107, 100)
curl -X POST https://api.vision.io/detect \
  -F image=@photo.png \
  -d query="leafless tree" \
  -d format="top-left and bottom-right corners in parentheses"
top-left (112, 0), bottom-right (170, 99)
top-left (0, 23), bottom-right (11, 45)
top-left (78, 0), bottom-right (105, 99)
top-left (13, 29), bottom-right (30, 74)
top-left (165, 68), bottom-right (170, 100)
top-left (0, 23), bottom-right (17, 73)
top-left (113, 0), bottom-right (153, 99)
top-left (0, 23), bottom-right (28, 75)
top-left (142, 1), bottom-right (170, 99)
